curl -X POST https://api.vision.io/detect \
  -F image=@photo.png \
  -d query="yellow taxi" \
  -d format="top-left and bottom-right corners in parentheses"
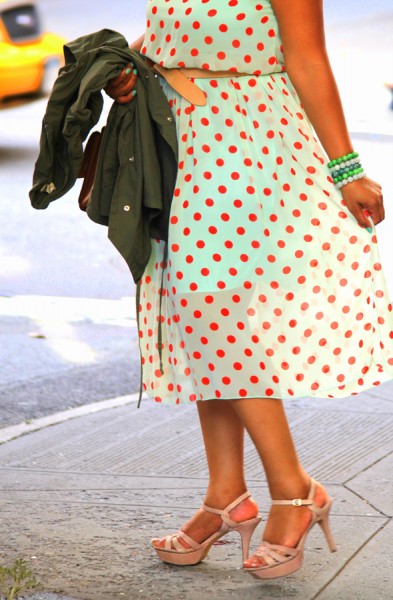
top-left (0, 0), bottom-right (65, 101)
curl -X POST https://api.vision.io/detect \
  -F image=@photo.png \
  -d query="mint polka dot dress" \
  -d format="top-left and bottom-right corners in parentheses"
top-left (138, 0), bottom-right (393, 404)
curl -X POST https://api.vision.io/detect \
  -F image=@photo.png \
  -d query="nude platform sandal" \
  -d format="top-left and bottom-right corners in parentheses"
top-left (244, 479), bottom-right (337, 580)
top-left (151, 491), bottom-right (262, 566)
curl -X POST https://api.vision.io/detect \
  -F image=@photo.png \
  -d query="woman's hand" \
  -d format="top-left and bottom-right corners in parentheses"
top-left (340, 177), bottom-right (385, 229)
top-left (104, 63), bottom-right (137, 103)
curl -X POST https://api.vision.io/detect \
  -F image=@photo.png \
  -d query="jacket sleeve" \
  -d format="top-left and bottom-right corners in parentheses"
top-left (29, 31), bottom-right (134, 210)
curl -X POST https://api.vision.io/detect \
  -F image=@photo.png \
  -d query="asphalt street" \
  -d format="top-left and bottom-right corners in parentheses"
top-left (0, 2), bottom-right (392, 428)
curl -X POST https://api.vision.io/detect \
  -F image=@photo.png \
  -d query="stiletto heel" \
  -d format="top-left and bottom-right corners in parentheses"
top-left (244, 479), bottom-right (337, 580)
top-left (152, 491), bottom-right (262, 566)
top-left (234, 518), bottom-right (262, 562)
top-left (318, 499), bottom-right (337, 552)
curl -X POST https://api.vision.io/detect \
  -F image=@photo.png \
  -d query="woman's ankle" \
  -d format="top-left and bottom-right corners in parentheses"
top-left (268, 476), bottom-right (328, 510)
top-left (204, 484), bottom-right (259, 524)
top-left (229, 496), bottom-right (259, 523)
top-left (268, 472), bottom-right (311, 501)
top-left (204, 482), bottom-right (248, 509)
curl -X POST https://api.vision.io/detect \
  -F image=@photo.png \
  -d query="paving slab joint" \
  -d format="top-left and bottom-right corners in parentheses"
top-left (311, 516), bottom-right (391, 599)
top-left (343, 455), bottom-right (393, 518)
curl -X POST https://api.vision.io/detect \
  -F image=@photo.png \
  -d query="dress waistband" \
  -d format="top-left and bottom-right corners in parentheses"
top-left (152, 63), bottom-right (250, 106)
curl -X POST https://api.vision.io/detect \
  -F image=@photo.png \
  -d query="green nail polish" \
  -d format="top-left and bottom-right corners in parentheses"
top-left (125, 68), bottom-right (131, 75)
top-left (133, 68), bottom-right (138, 75)
top-left (132, 89), bottom-right (137, 96)
top-left (366, 227), bottom-right (373, 233)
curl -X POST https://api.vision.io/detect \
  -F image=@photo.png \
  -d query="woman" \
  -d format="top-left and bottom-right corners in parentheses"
top-left (105, 0), bottom-right (393, 579)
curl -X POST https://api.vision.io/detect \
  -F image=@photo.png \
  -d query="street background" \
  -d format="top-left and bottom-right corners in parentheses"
top-left (0, 3), bottom-right (393, 599)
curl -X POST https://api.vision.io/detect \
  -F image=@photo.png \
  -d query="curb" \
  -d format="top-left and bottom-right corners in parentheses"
top-left (0, 393), bottom-right (141, 445)
top-left (19, 596), bottom-right (81, 600)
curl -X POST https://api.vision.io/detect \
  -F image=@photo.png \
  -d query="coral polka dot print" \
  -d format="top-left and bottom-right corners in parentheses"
top-left (138, 0), bottom-right (393, 404)
top-left (142, 0), bottom-right (284, 74)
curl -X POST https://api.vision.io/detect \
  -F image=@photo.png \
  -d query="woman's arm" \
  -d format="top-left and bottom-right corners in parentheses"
top-left (130, 33), bottom-right (145, 51)
top-left (270, 0), bottom-right (384, 227)
top-left (104, 33), bottom-right (145, 103)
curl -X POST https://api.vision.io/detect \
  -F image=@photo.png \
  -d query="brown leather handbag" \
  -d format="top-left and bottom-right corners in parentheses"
top-left (77, 129), bottom-right (103, 211)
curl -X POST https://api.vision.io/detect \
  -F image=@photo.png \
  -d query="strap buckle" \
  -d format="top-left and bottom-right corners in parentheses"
top-left (292, 498), bottom-right (303, 507)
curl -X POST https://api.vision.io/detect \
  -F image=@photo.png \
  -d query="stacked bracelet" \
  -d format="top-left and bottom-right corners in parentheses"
top-left (328, 151), bottom-right (367, 190)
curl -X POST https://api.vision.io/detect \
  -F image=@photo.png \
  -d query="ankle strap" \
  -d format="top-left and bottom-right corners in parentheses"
top-left (202, 491), bottom-right (251, 516)
top-left (272, 479), bottom-right (316, 507)
top-left (272, 498), bottom-right (313, 506)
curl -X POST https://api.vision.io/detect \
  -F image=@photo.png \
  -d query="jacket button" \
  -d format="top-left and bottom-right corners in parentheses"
top-left (129, 156), bottom-right (135, 162)
top-left (167, 117), bottom-right (173, 122)
top-left (124, 205), bottom-right (130, 212)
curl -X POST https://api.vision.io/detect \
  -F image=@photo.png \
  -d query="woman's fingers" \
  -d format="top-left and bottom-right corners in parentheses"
top-left (341, 177), bottom-right (385, 228)
top-left (115, 67), bottom-right (137, 96)
top-left (116, 88), bottom-right (137, 104)
top-left (104, 63), bottom-right (138, 103)
top-left (364, 188), bottom-right (384, 226)
top-left (364, 199), bottom-right (384, 226)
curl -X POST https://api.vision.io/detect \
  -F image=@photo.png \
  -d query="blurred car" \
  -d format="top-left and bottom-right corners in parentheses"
top-left (0, 0), bottom-right (66, 102)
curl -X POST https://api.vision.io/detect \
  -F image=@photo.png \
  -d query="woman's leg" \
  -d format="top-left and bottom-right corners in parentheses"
top-left (198, 398), bottom-right (247, 506)
top-left (153, 399), bottom-right (259, 549)
top-left (230, 398), bottom-right (328, 565)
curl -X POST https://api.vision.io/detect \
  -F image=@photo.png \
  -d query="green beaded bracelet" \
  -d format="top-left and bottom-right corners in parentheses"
top-left (333, 166), bottom-right (364, 183)
top-left (328, 151), bottom-right (366, 190)
top-left (333, 162), bottom-right (362, 177)
top-left (328, 151), bottom-right (359, 169)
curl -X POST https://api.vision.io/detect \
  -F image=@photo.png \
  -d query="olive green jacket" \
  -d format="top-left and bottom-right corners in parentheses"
top-left (30, 29), bottom-right (178, 282)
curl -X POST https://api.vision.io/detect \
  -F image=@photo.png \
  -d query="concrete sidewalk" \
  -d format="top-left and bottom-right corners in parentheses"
top-left (1, 384), bottom-right (393, 600)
